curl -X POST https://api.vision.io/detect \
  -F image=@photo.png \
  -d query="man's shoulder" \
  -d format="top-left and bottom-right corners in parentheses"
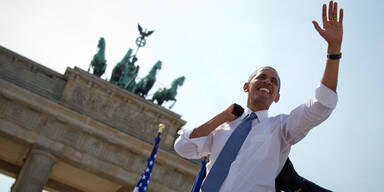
top-left (264, 114), bottom-right (289, 122)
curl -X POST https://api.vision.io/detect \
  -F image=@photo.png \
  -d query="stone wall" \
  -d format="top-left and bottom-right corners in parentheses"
top-left (0, 45), bottom-right (199, 192)
top-left (61, 67), bottom-right (185, 150)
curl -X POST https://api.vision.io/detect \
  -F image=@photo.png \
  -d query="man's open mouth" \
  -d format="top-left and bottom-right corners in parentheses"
top-left (259, 87), bottom-right (271, 94)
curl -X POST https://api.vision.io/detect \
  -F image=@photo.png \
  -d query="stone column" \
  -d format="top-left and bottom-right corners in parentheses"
top-left (12, 149), bottom-right (56, 192)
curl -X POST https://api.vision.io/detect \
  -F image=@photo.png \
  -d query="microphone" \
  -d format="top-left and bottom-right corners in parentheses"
top-left (232, 103), bottom-right (244, 117)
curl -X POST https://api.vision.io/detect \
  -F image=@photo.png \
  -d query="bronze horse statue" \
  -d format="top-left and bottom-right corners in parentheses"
top-left (110, 49), bottom-right (139, 89)
top-left (134, 60), bottom-right (162, 97)
top-left (151, 76), bottom-right (185, 109)
top-left (88, 37), bottom-right (107, 77)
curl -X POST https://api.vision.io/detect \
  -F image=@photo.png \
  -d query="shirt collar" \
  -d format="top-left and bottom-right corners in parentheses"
top-left (243, 107), bottom-right (269, 121)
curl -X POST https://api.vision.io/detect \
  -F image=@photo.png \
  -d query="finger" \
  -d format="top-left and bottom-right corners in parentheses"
top-left (334, 2), bottom-right (338, 21)
top-left (312, 21), bottom-right (325, 36)
top-left (339, 8), bottom-right (344, 24)
top-left (322, 4), bottom-right (327, 26)
top-left (328, 1), bottom-right (334, 21)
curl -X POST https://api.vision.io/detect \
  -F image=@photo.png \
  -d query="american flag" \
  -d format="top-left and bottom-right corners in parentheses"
top-left (133, 125), bottom-right (163, 192)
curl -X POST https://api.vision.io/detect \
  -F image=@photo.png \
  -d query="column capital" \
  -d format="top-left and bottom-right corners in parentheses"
top-left (12, 148), bottom-right (57, 192)
top-left (30, 149), bottom-right (57, 162)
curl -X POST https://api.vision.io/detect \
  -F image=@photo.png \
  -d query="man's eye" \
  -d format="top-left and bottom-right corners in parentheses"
top-left (256, 75), bottom-right (265, 79)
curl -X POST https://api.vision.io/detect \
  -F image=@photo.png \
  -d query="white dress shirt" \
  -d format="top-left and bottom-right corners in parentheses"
top-left (174, 83), bottom-right (338, 192)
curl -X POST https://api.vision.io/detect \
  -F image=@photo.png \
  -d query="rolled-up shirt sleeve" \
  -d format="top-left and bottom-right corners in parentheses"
top-left (281, 83), bottom-right (338, 146)
top-left (174, 128), bottom-right (213, 159)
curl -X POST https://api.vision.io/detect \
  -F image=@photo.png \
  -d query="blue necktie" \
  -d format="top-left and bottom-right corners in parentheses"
top-left (201, 112), bottom-right (257, 192)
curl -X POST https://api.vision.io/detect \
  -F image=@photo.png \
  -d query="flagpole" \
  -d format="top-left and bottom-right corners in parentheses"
top-left (133, 123), bottom-right (165, 192)
top-left (151, 123), bottom-right (164, 155)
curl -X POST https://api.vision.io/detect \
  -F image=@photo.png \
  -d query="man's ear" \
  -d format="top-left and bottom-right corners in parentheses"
top-left (243, 82), bottom-right (249, 92)
top-left (274, 93), bottom-right (280, 103)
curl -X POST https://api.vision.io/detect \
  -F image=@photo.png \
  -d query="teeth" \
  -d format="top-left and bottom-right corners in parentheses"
top-left (259, 88), bottom-right (270, 93)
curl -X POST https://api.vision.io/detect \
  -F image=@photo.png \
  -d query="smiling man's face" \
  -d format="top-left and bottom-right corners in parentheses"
top-left (244, 67), bottom-right (280, 111)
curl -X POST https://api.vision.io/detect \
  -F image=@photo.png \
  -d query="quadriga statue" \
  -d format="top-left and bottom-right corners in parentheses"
top-left (110, 49), bottom-right (139, 89)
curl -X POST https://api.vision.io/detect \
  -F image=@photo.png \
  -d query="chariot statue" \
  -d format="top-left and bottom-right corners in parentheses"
top-left (110, 49), bottom-right (139, 89)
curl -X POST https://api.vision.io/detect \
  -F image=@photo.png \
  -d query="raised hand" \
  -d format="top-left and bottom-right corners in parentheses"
top-left (189, 104), bottom-right (239, 138)
top-left (312, 1), bottom-right (343, 54)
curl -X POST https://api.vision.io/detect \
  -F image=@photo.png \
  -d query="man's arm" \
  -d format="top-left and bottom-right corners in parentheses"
top-left (190, 104), bottom-right (238, 138)
top-left (312, 1), bottom-right (343, 92)
top-left (174, 104), bottom-right (239, 159)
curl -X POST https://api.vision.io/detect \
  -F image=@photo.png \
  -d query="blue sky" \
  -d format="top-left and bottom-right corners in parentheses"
top-left (1, 0), bottom-right (383, 191)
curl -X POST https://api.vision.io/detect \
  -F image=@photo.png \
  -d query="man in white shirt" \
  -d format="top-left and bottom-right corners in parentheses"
top-left (174, 1), bottom-right (343, 191)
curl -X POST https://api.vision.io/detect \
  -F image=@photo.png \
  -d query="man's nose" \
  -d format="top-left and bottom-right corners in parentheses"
top-left (263, 78), bottom-right (272, 84)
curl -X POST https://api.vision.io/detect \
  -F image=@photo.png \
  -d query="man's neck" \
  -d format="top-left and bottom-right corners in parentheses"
top-left (247, 101), bottom-right (270, 112)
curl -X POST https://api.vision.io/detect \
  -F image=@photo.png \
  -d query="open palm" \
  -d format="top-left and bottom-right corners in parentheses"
top-left (313, 1), bottom-right (343, 47)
